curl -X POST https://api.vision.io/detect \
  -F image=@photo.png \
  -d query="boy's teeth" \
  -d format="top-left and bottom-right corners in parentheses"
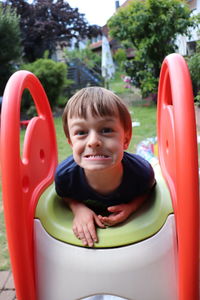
top-left (87, 155), bottom-right (107, 158)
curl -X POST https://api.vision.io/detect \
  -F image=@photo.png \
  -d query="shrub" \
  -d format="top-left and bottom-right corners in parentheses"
top-left (139, 70), bottom-right (158, 98)
top-left (187, 43), bottom-right (200, 99)
top-left (113, 48), bottom-right (127, 71)
top-left (21, 58), bottom-right (68, 107)
top-left (124, 60), bottom-right (158, 97)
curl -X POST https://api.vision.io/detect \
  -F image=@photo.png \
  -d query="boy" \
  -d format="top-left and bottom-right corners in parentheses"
top-left (55, 87), bottom-right (155, 247)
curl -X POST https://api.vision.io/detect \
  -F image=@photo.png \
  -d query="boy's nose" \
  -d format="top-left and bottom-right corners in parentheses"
top-left (87, 131), bottom-right (102, 148)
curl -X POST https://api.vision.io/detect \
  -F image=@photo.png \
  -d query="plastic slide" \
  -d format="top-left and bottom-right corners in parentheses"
top-left (0, 54), bottom-right (199, 300)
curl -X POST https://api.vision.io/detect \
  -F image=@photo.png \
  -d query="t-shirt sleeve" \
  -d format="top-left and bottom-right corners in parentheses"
top-left (55, 173), bottom-right (65, 197)
top-left (54, 166), bottom-right (67, 198)
top-left (136, 155), bottom-right (156, 194)
top-left (54, 156), bottom-right (75, 198)
top-left (123, 153), bottom-right (156, 199)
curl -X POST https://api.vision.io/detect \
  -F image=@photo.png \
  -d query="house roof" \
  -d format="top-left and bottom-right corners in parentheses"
top-left (90, 40), bottom-right (102, 50)
top-left (90, 37), bottom-right (112, 50)
top-left (120, 0), bottom-right (133, 9)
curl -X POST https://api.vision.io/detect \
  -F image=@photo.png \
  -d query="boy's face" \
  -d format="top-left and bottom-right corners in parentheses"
top-left (67, 111), bottom-right (130, 174)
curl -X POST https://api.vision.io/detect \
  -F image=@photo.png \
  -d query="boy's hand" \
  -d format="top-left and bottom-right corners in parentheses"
top-left (98, 194), bottom-right (148, 227)
top-left (71, 202), bottom-right (105, 247)
top-left (98, 204), bottom-right (133, 226)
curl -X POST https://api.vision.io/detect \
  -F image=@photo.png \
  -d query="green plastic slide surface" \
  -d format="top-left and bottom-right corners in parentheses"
top-left (35, 163), bottom-right (173, 248)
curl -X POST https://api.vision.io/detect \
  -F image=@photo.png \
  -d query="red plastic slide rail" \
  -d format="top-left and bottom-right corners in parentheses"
top-left (157, 54), bottom-right (199, 300)
top-left (1, 71), bottom-right (58, 300)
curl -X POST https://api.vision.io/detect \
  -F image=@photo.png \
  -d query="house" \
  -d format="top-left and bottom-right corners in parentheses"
top-left (176, 0), bottom-right (200, 55)
top-left (90, 24), bottom-right (122, 56)
top-left (90, 0), bottom-right (134, 59)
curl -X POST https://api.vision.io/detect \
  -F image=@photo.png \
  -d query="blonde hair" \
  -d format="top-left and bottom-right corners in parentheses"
top-left (62, 86), bottom-right (132, 139)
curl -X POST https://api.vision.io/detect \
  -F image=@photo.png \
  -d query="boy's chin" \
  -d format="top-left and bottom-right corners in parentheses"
top-left (82, 162), bottom-right (122, 174)
top-left (83, 165), bottom-right (111, 172)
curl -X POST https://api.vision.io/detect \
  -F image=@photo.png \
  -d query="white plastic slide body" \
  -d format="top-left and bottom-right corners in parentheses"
top-left (34, 215), bottom-right (177, 300)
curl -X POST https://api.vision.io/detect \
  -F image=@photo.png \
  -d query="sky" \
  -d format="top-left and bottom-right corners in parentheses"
top-left (66, 0), bottom-right (126, 26)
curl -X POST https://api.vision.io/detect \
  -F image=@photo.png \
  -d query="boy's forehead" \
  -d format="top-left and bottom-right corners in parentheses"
top-left (68, 114), bottom-right (119, 125)
top-left (67, 105), bottom-right (120, 119)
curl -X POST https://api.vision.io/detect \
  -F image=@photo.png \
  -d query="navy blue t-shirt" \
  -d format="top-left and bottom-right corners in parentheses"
top-left (55, 152), bottom-right (155, 215)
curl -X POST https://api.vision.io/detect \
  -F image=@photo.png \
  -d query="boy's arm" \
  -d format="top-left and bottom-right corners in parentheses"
top-left (98, 193), bottom-right (149, 227)
top-left (64, 197), bottom-right (105, 247)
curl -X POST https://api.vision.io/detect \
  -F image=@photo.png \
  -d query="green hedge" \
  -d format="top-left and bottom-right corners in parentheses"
top-left (22, 58), bottom-right (68, 108)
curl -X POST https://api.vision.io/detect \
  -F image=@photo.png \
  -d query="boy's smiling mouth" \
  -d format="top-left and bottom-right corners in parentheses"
top-left (84, 154), bottom-right (110, 159)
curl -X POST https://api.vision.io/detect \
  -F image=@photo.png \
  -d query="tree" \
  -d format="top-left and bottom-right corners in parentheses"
top-left (2, 0), bottom-right (101, 62)
top-left (113, 48), bottom-right (127, 71)
top-left (0, 4), bottom-right (22, 94)
top-left (108, 0), bottom-right (195, 97)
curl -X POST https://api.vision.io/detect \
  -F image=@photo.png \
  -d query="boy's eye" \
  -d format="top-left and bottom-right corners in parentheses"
top-left (101, 127), bottom-right (113, 133)
top-left (76, 130), bottom-right (87, 136)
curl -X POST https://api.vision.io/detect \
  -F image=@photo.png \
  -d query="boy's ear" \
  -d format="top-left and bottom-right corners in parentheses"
top-left (123, 132), bottom-right (131, 150)
top-left (67, 138), bottom-right (72, 146)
